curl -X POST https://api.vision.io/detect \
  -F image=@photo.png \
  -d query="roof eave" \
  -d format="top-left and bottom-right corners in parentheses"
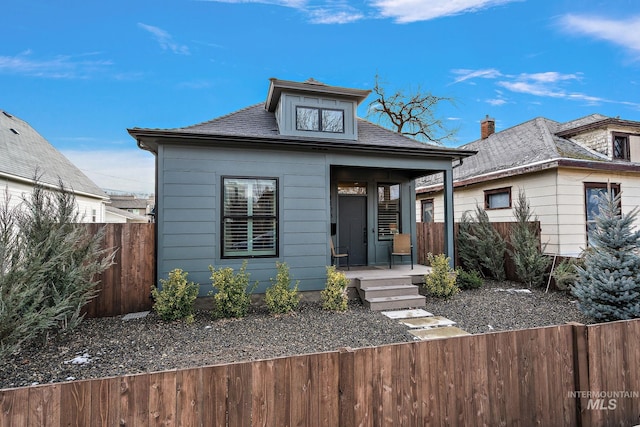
top-left (417, 158), bottom-right (640, 194)
top-left (129, 128), bottom-right (476, 160)
top-left (265, 78), bottom-right (372, 112)
top-left (556, 118), bottom-right (640, 137)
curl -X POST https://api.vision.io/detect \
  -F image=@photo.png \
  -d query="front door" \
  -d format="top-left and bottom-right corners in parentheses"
top-left (338, 195), bottom-right (367, 266)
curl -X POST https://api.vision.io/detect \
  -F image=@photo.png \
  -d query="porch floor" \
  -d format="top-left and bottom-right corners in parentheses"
top-left (341, 264), bottom-right (431, 284)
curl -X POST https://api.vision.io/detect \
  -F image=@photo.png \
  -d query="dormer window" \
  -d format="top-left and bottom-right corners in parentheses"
top-left (613, 133), bottom-right (630, 160)
top-left (296, 107), bottom-right (344, 133)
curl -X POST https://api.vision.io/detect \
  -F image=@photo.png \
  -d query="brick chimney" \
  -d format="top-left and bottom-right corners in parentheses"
top-left (481, 115), bottom-right (495, 139)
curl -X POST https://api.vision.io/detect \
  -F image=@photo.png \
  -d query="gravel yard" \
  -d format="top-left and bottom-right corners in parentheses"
top-left (0, 280), bottom-right (592, 390)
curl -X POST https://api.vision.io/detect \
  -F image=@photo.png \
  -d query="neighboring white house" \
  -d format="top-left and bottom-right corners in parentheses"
top-left (417, 114), bottom-right (640, 257)
top-left (105, 206), bottom-right (150, 223)
top-left (0, 110), bottom-right (108, 220)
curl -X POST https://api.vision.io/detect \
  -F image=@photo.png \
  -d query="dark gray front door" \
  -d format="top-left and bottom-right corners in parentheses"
top-left (338, 195), bottom-right (367, 266)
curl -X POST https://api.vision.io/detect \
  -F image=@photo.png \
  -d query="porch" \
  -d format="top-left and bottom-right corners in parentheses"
top-left (340, 264), bottom-right (432, 311)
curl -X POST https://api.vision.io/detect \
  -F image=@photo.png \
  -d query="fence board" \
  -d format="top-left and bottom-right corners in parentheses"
top-left (3, 319), bottom-right (640, 426)
top-left (417, 222), bottom-right (541, 282)
top-left (83, 223), bottom-right (154, 318)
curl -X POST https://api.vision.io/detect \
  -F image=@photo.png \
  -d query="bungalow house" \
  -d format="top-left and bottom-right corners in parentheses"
top-left (416, 114), bottom-right (640, 257)
top-left (0, 110), bottom-right (108, 221)
top-left (129, 78), bottom-right (474, 295)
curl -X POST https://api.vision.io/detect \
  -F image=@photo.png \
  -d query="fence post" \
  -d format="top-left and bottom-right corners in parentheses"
top-left (568, 322), bottom-right (590, 427)
top-left (338, 347), bottom-right (355, 427)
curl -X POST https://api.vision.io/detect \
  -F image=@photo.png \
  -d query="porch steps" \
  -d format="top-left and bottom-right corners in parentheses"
top-left (356, 276), bottom-right (426, 311)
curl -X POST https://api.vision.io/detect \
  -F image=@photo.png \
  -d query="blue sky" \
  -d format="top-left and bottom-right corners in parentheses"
top-left (2, 0), bottom-right (639, 195)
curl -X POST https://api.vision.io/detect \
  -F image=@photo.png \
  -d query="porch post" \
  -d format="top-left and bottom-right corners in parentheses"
top-left (443, 168), bottom-right (455, 268)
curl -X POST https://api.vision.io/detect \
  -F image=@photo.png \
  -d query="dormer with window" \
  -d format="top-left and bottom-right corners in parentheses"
top-left (265, 78), bottom-right (370, 141)
top-left (556, 116), bottom-right (640, 163)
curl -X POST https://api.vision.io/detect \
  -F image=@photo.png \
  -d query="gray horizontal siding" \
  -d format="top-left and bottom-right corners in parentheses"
top-left (157, 145), bottom-right (331, 294)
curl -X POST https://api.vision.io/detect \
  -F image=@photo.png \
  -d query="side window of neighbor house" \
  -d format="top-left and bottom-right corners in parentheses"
top-left (296, 107), bottom-right (344, 133)
top-left (585, 182), bottom-right (620, 245)
top-left (421, 199), bottom-right (434, 222)
top-left (378, 183), bottom-right (400, 240)
top-left (484, 187), bottom-right (511, 210)
top-left (222, 177), bottom-right (277, 258)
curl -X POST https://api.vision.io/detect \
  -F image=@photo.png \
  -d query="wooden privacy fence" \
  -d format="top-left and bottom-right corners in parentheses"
top-left (2, 319), bottom-right (638, 426)
top-left (82, 223), bottom-right (155, 318)
top-left (417, 221), bottom-right (541, 281)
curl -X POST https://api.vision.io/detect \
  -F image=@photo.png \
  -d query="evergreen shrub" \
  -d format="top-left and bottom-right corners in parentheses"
top-left (424, 253), bottom-right (459, 298)
top-left (455, 268), bottom-right (483, 290)
top-left (152, 268), bottom-right (199, 322)
top-left (509, 190), bottom-right (551, 288)
top-left (209, 260), bottom-right (257, 319)
top-left (321, 266), bottom-right (349, 312)
top-left (0, 179), bottom-right (113, 360)
top-left (265, 261), bottom-right (300, 315)
top-left (572, 191), bottom-right (640, 321)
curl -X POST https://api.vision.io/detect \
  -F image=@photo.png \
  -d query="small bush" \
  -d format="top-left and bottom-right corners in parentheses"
top-left (455, 268), bottom-right (483, 290)
top-left (265, 262), bottom-right (300, 315)
top-left (424, 253), bottom-right (459, 298)
top-left (152, 268), bottom-right (199, 323)
top-left (209, 261), bottom-right (257, 319)
top-left (321, 265), bottom-right (349, 312)
top-left (551, 258), bottom-right (581, 291)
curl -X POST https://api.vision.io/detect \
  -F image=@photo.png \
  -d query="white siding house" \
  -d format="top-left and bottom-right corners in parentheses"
top-left (0, 110), bottom-right (108, 220)
top-left (417, 114), bottom-right (640, 257)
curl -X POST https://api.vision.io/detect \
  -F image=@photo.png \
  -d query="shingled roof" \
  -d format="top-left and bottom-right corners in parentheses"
top-left (0, 110), bottom-right (106, 198)
top-left (416, 114), bottom-right (630, 189)
top-left (131, 103), bottom-right (474, 158)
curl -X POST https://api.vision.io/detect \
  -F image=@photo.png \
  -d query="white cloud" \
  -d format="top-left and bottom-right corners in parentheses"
top-left (486, 98), bottom-right (507, 106)
top-left (63, 149), bottom-right (155, 195)
top-left (371, 0), bottom-right (520, 23)
top-left (497, 72), bottom-right (582, 98)
top-left (0, 50), bottom-right (113, 79)
top-left (138, 23), bottom-right (190, 55)
top-left (308, 8), bottom-right (364, 24)
top-left (561, 14), bottom-right (640, 56)
top-left (451, 68), bottom-right (503, 84)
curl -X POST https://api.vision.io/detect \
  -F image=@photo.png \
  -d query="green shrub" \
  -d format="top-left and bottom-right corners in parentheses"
top-left (265, 262), bottom-right (300, 315)
top-left (209, 261), bottom-right (257, 319)
top-left (0, 179), bottom-right (114, 360)
top-left (572, 191), bottom-right (640, 321)
top-left (457, 207), bottom-right (506, 281)
top-left (152, 268), bottom-right (199, 323)
top-left (424, 253), bottom-right (459, 298)
top-left (455, 268), bottom-right (483, 290)
top-left (551, 258), bottom-right (581, 291)
top-left (321, 265), bottom-right (349, 312)
top-left (509, 190), bottom-right (551, 288)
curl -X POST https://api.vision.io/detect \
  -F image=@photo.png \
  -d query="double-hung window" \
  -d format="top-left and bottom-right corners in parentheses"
top-left (222, 177), bottom-right (277, 258)
top-left (585, 182), bottom-right (620, 245)
top-left (296, 106), bottom-right (344, 133)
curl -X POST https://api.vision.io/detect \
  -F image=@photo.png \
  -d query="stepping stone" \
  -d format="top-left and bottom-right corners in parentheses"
top-left (122, 311), bottom-right (150, 321)
top-left (400, 316), bottom-right (456, 329)
top-left (381, 309), bottom-right (433, 319)
top-left (409, 326), bottom-right (470, 341)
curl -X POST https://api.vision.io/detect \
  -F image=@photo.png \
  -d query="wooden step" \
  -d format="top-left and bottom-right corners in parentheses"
top-left (358, 284), bottom-right (421, 300)
top-left (356, 277), bottom-right (412, 288)
top-left (365, 295), bottom-right (426, 311)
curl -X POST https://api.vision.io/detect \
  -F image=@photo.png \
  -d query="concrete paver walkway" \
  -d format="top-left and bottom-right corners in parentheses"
top-left (382, 309), bottom-right (471, 341)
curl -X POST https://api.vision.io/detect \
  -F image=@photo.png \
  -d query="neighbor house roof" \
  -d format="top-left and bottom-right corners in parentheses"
top-left (0, 110), bottom-right (107, 199)
top-left (109, 195), bottom-right (149, 210)
top-left (417, 114), bottom-right (640, 191)
top-left (130, 104), bottom-right (476, 160)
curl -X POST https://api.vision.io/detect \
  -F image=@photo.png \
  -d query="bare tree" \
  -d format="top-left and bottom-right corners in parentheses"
top-left (367, 74), bottom-right (457, 145)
